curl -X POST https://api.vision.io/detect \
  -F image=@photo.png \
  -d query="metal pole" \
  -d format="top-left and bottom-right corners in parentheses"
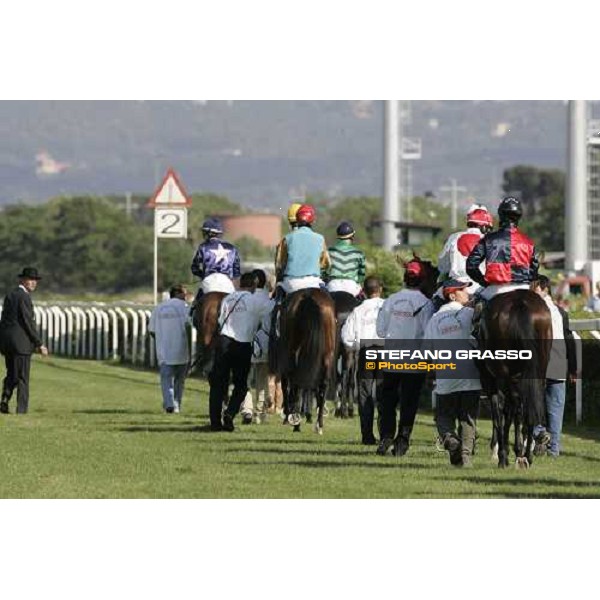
top-left (451, 178), bottom-right (458, 230)
top-left (566, 100), bottom-right (589, 271)
top-left (383, 100), bottom-right (400, 251)
top-left (153, 213), bottom-right (158, 305)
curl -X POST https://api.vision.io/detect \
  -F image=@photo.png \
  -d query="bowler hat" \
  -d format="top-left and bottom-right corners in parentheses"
top-left (18, 267), bottom-right (42, 280)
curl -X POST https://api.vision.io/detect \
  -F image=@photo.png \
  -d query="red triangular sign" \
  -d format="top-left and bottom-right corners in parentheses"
top-left (147, 168), bottom-right (192, 207)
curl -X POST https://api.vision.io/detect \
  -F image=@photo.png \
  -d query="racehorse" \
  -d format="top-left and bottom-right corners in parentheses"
top-left (330, 291), bottom-right (361, 418)
top-left (272, 288), bottom-right (337, 434)
top-left (191, 292), bottom-right (227, 375)
top-left (477, 289), bottom-right (552, 469)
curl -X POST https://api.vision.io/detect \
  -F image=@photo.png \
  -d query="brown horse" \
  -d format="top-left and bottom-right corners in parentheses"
top-left (191, 291), bottom-right (227, 375)
top-left (478, 289), bottom-right (552, 468)
top-left (275, 288), bottom-right (337, 434)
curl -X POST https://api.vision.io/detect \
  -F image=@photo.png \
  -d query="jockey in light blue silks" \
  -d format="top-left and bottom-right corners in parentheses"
top-left (274, 204), bottom-right (331, 295)
top-left (191, 218), bottom-right (241, 298)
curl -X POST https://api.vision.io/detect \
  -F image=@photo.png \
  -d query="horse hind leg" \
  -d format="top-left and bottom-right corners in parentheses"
top-left (524, 423), bottom-right (535, 465)
top-left (513, 398), bottom-right (529, 470)
top-left (288, 385), bottom-right (302, 431)
top-left (491, 392), bottom-right (508, 468)
top-left (314, 383), bottom-right (326, 435)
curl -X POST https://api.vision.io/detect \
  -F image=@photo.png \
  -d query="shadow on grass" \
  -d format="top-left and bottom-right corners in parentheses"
top-left (435, 474), bottom-right (600, 490)
top-left (42, 359), bottom-right (157, 388)
top-left (120, 424), bottom-right (215, 433)
top-left (226, 459), bottom-right (436, 470)
top-left (75, 409), bottom-right (157, 415)
top-left (223, 446), bottom-right (377, 457)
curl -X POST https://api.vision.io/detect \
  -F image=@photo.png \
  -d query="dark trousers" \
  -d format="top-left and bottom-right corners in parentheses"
top-left (379, 372), bottom-right (426, 440)
top-left (208, 335), bottom-right (252, 426)
top-left (2, 353), bottom-right (32, 414)
top-left (436, 390), bottom-right (480, 456)
top-left (357, 347), bottom-right (383, 440)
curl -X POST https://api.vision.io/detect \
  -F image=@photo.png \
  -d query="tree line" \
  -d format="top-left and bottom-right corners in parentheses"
top-left (0, 164), bottom-right (564, 297)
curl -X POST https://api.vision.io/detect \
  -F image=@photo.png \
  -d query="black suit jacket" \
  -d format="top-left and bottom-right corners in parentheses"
top-left (0, 287), bottom-right (42, 355)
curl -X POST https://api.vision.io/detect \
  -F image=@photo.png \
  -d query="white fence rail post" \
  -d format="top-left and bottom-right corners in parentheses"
top-left (107, 309), bottom-right (119, 361)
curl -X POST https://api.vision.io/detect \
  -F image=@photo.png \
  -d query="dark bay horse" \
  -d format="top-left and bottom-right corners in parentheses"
top-left (191, 292), bottom-right (227, 375)
top-left (330, 291), bottom-right (361, 418)
top-left (478, 289), bottom-right (552, 469)
top-left (273, 288), bottom-right (337, 434)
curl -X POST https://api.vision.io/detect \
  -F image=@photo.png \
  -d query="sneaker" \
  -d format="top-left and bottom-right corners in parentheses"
top-left (223, 414), bottom-right (235, 432)
top-left (376, 438), bottom-right (394, 456)
top-left (241, 414), bottom-right (253, 425)
top-left (173, 403), bottom-right (180, 414)
top-left (533, 431), bottom-right (551, 456)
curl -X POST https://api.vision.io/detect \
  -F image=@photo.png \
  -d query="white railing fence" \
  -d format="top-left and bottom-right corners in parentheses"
top-left (0, 302), bottom-right (197, 369)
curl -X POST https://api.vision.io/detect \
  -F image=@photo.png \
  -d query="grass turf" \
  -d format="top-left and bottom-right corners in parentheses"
top-left (1, 356), bottom-right (599, 498)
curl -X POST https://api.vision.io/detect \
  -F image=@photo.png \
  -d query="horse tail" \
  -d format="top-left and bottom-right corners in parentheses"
top-left (290, 294), bottom-right (326, 389)
top-left (506, 298), bottom-right (545, 427)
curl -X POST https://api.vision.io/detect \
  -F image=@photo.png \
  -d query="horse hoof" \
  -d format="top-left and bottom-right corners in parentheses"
top-left (313, 423), bottom-right (323, 435)
top-left (287, 413), bottom-right (302, 426)
top-left (515, 457), bottom-right (530, 470)
top-left (293, 424), bottom-right (301, 433)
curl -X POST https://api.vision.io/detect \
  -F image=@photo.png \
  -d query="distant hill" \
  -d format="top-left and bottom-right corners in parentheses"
top-left (0, 100), bottom-right (595, 210)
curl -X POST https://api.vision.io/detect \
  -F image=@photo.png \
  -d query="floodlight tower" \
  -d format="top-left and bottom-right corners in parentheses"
top-left (382, 100), bottom-right (401, 251)
top-left (565, 100), bottom-right (589, 272)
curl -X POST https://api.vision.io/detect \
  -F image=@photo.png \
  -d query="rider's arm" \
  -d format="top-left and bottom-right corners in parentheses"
top-left (530, 246), bottom-right (540, 280)
top-left (320, 242), bottom-right (331, 271)
top-left (191, 245), bottom-right (204, 279)
top-left (466, 240), bottom-right (486, 286)
top-left (357, 251), bottom-right (366, 283)
top-left (275, 238), bottom-right (288, 278)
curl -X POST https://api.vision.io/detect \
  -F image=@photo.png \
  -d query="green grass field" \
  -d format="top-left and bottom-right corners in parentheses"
top-left (1, 356), bottom-right (599, 498)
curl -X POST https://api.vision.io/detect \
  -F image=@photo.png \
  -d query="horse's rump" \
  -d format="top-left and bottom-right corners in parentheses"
top-left (286, 289), bottom-right (336, 389)
top-left (482, 289), bottom-right (551, 426)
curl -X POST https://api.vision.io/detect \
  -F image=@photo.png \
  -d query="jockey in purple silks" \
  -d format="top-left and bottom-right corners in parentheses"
top-left (191, 218), bottom-right (241, 301)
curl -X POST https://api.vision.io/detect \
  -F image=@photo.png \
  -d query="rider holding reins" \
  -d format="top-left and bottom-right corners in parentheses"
top-left (466, 196), bottom-right (539, 301)
top-left (275, 204), bottom-right (331, 294)
top-left (191, 217), bottom-right (241, 298)
top-left (437, 204), bottom-right (494, 294)
top-left (274, 203), bottom-right (302, 282)
top-left (324, 221), bottom-right (366, 297)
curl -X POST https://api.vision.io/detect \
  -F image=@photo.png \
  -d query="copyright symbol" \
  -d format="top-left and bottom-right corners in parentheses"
top-left (366, 362), bottom-right (376, 370)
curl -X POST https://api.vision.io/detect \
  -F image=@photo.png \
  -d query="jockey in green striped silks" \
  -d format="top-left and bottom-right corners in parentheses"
top-left (324, 221), bottom-right (366, 297)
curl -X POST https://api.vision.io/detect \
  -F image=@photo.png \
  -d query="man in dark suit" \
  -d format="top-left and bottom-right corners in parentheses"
top-left (0, 267), bottom-right (48, 414)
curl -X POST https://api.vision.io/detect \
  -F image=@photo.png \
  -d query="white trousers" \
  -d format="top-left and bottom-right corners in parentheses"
top-left (480, 283), bottom-right (530, 301)
top-left (201, 273), bottom-right (235, 294)
top-left (281, 276), bottom-right (323, 294)
top-left (326, 279), bottom-right (362, 296)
